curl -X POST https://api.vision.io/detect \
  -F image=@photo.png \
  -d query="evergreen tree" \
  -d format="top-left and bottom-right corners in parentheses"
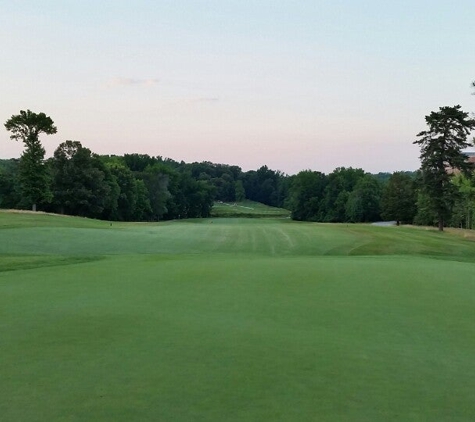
top-left (413, 105), bottom-right (475, 231)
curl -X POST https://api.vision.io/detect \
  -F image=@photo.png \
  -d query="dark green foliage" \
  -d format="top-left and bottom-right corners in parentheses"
top-left (164, 170), bottom-right (215, 219)
top-left (413, 105), bottom-right (475, 230)
top-left (107, 164), bottom-right (139, 221)
top-left (52, 141), bottom-right (116, 218)
top-left (4, 110), bottom-right (57, 142)
top-left (141, 164), bottom-right (171, 220)
top-left (288, 168), bottom-right (383, 223)
top-left (18, 141), bottom-right (53, 209)
top-left (413, 192), bottom-right (438, 226)
top-left (242, 166), bottom-right (286, 207)
top-left (188, 162), bottom-right (242, 202)
top-left (235, 180), bottom-right (246, 201)
top-left (381, 172), bottom-right (417, 224)
top-left (0, 159), bottom-right (22, 208)
top-left (123, 153), bottom-right (161, 172)
top-left (287, 170), bottom-right (326, 221)
top-left (345, 175), bottom-right (382, 222)
top-left (322, 168), bottom-right (365, 222)
top-left (372, 172), bottom-right (392, 185)
top-left (4, 110), bottom-right (57, 210)
top-left (134, 179), bottom-right (153, 220)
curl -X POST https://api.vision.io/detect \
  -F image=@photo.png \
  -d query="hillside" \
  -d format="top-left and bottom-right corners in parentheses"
top-left (210, 200), bottom-right (290, 218)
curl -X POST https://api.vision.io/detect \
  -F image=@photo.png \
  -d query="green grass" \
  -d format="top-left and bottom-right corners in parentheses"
top-left (211, 200), bottom-right (291, 218)
top-left (1, 211), bottom-right (475, 421)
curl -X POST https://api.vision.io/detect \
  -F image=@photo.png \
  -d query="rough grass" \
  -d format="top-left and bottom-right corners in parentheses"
top-left (210, 200), bottom-right (290, 218)
top-left (1, 211), bottom-right (475, 421)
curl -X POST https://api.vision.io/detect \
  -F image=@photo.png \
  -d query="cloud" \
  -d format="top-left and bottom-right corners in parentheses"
top-left (108, 78), bottom-right (159, 87)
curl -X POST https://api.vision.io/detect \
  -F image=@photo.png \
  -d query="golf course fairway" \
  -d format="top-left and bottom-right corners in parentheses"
top-left (1, 211), bottom-right (475, 421)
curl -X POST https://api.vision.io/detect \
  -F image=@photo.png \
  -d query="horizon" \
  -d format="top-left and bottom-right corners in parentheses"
top-left (1, 1), bottom-right (474, 175)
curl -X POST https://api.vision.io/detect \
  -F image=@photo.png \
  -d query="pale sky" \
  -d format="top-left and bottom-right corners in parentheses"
top-left (1, 0), bottom-right (474, 174)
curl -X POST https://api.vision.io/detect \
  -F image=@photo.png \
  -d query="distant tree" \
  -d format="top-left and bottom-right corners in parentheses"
top-left (52, 141), bottom-right (114, 217)
top-left (372, 172), bottom-right (392, 185)
top-left (322, 167), bottom-right (365, 222)
top-left (212, 173), bottom-right (235, 201)
top-left (142, 164), bottom-right (171, 220)
top-left (4, 110), bottom-right (57, 211)
top-left (345, 175), bottom-right (381, 223)
top-left (122, 154), bottom-right (159, 172)
top-left (242, 166), bottom-right (286, 207)
top-left (450, 174), bottom-right (475, 229)
top-left (413, 105), bottom-right (475, 231)
top-left (134, 179), bottom-right (152, 220)
top-left (235, 180), bottom-right (246, 202)
top-left (381, 172), bottom-right (416, 225)
top-left (288, 170), bottom-right (326, 221)
top-left (0, 159), bottom-right (21, 208)
top-left (414, 191), bottom-right (438, 226)
top-left (106, 164), bottom-right (139, 220)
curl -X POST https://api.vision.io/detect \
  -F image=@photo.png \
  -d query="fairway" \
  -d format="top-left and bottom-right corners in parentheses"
top-left (1, 212), bottom-right (475, 421)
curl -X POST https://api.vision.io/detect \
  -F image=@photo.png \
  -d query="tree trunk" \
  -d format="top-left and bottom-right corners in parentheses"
top-left (32, 203), bottom-right (37, 212)
top-left (438, 219), bottom-right (444, 231)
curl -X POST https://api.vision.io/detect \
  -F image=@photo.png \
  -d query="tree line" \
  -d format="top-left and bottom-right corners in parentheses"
top-left (1, 99), bottom-right (474, 229)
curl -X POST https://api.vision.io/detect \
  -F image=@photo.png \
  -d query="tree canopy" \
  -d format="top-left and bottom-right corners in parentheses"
top-left (4, 110), bottom-right (57, 211)
top-left (5, 110), bottom-right (57, 145)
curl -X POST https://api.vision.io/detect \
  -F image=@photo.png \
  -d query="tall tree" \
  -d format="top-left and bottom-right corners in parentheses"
top-left (413, 105), bottom-right (475, 231)
top-left (4, 110), bottom-right (57, 211)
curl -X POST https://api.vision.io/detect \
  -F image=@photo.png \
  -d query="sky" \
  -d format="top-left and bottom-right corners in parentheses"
top-left (1, 0), bottom-right (474, 175)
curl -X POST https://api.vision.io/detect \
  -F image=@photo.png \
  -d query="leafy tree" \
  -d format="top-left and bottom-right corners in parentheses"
top-left (288, 170), bottom-right (326, 221)
top-left (123, 153), bottom-right (160, 172)
top-left (413, 105), bottom-right (475, 231)
top-left (0, 159), bottom-right (22, 208)
top-left (381, 172), bottom-right (416, 225)
top-left (134, 179), bottom-right (152, 220)
top-left (106, 164), bottom-right (139, 221)
top-left (235, 180), bottom-right (246, 202)
top-left (142, 164), bottom-right (171, 220)
top-left (450, 174), bottom-right (475, 229)
top-left (212, 173), bottom-right (235, 201)
top-left (52, 141), bottom-right (114, 217)
top-left (4, 110), bottom-right (57, 211)
top-left (322, 167), bottom-right (365, 222)
top-left (242, 166), bottom-right (286, 207)
top-left (414, 191), bottom-right (438, 226)
top-left (345, 175), bottom-right (381, 223)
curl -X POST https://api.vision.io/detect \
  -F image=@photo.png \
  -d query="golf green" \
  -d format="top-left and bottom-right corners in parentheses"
top-left (1, 212), bottom-right (475, 421)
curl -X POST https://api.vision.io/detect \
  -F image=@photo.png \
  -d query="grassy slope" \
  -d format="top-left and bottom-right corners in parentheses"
top-left (211, 200), bottom-right (290, 218)
top-left (1, 212), bottom-right (475, 421)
